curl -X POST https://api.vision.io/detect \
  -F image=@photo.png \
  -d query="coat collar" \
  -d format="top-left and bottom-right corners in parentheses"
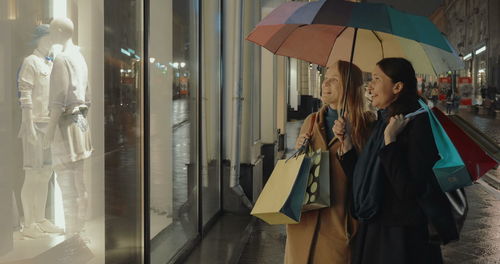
top-left (312, 105), bottom-right (339, 150)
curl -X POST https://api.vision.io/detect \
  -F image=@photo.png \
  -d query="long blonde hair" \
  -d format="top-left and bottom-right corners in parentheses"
top-left (335, 60), bottom-right (373, 151)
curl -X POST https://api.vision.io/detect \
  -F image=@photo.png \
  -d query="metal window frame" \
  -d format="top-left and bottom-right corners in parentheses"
top-left (143, 0), bottom-right (151, 262)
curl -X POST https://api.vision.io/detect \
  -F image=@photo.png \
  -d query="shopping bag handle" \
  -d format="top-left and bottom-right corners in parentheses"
top-left (287, 113), bottom-right (317, 162)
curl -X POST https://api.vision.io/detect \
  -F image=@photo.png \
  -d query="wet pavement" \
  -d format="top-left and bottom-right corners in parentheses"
top-left (441, 183), bottom-right (500, 263)
top-left (239, 113), bottom-right (500, 264)
top-left (238, 121), bottom-right (302, 264)
top-left (449, 105), bottom-right (500, 146)
top-left (151, 97), bottom-right (197, 262)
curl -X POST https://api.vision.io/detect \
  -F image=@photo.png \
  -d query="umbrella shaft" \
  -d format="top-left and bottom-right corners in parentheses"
top-left (340, 27), bottom-right (359, 118)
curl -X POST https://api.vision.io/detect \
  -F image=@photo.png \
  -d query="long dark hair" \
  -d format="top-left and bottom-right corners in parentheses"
top-left (376, 58), bottom-right (420, 117)
top-left (336, 61), bottom-right (372, 151)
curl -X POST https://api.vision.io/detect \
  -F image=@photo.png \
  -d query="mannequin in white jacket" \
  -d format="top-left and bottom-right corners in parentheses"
top-left (43, 17), bottom-right (93, 235)
top-left (18, 24), bottom-right (64, 238)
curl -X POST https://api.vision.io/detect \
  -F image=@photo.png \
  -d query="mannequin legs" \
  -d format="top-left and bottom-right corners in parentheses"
top-left (55, 159), bottom-right (87, 235)
top-left (21, 168), bottom-right (62, 238)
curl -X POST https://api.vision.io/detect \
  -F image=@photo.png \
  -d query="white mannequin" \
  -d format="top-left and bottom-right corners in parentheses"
top-left (43, 17), bottom-right (93, 235)
top-left (18, 24), bottom-right (64, 238)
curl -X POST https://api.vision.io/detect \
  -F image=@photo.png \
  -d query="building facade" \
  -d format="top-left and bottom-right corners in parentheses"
top-left (438, 0), bottom-right (500, 99)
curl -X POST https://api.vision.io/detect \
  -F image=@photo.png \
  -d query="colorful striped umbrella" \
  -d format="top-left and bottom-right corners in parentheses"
top-left (246, 0), bottom-right (463, 76)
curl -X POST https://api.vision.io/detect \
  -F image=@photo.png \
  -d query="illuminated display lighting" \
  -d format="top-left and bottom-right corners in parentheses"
top-left (121, 48), bottom-right (131, 56)
top-left (475, 46), bottom-right (486, 55)
top-left (52, 0), bottom-right (67, 18)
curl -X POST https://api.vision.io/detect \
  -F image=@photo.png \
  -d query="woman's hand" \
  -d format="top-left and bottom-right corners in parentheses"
top-left (296, 132), bottom-right (311, 149)
top-left (384, 114), bottom-right (410, 145)
top-left (333, 117), bottom-right (353, 153)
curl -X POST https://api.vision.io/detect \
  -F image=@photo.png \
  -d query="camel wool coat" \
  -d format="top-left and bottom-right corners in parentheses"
top-left (284, 106), bottom-right (358, 264)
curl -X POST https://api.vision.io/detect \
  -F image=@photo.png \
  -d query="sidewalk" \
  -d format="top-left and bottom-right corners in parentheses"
top-left (442, 104), bottom-right (500, 146)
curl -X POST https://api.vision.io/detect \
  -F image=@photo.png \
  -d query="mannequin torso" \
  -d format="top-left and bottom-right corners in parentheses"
top-left (49, 45), bottom-right (89, 113)
top-left (18, 49), bottom-right (53, 122)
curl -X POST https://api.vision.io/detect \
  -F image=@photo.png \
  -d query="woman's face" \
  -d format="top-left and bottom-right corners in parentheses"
top-left (367, 65), bottom-right (400, 109)
top-left (321, 63), bottom-right (342, 109)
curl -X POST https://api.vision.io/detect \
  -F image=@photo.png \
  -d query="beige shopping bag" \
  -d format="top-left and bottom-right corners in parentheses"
top-left (251, 154), bottom-right (312, 225)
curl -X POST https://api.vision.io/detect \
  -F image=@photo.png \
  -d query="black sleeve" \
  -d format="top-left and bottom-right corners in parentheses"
top-left (378, 115), bottom-right (439, 200)
top-left (338, 148), bottom-right (358, 181)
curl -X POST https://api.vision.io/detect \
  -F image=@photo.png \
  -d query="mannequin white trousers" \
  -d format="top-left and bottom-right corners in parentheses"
top-left (21, 168), bottom-right (53, 226)
top-left (55, 159), bottom-right (87, 234)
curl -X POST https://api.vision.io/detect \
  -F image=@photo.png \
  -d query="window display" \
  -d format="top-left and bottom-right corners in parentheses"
top-left (0, 0), bottom-right (144, 263)
top-left (1, 0), bottom-right (224, 262)
top-left (17, 24), bottom-right (63, 239)
top-left (44, 17), bottom-right (93, 236)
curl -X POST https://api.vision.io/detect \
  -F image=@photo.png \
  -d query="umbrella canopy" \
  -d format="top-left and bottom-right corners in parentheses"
top-left (247, 0), bottom-right (463, 76)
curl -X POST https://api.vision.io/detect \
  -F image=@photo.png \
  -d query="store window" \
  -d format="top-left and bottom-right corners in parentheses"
top-left (201, 0), bottom-right (222, 226)
top-left (0, 0), bottom-right (144, 263)
top-left (149, 0), bottom-right (201, 263)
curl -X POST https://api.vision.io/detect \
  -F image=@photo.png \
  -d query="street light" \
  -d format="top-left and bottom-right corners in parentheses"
top-left (180, 62), bottom-right (186, 68)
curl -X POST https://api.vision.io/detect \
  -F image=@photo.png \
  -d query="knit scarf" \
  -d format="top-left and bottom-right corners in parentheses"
top-left (351, 109), bottom-right (389, 221)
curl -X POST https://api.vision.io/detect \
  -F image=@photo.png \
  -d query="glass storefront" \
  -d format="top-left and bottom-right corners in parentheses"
top-left (148, 0), bottom-right (200, 262)
top-left (200, 0), bottom-right (222, 227)
top-left (0, 0), bottom-right (222, 263)
top-left (0, 0), bottom-right (144, 263)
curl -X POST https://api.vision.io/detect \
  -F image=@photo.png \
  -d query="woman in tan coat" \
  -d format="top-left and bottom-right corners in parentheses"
top-left (284, 61), bottom-right (374, 264)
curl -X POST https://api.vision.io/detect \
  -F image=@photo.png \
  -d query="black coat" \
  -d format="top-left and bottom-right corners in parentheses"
top-left (341, 112), bottom-right (458, 264)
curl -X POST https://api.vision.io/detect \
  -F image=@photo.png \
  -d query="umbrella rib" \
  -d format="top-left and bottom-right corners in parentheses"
top-left (419, 42), bottom-right (439, 76)
top-left (371, 30), bottom-right (384, 58)
top-left (324, 26), bottom-right (349, 67)
top-left (271, 24), bottom-right (306, 56)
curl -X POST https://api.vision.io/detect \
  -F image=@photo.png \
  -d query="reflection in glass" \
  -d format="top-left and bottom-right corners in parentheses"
top-left (150, 0), bottom-right (199, 263)
top-left (201, 0), bottom-right (222, 226)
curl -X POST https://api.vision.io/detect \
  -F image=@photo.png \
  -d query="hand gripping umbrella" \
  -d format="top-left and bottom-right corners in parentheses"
top-left (246, 0), bottom-right (464, 116)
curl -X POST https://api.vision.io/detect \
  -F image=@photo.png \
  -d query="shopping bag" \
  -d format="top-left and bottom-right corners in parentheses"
top-left (429, 187), bottom-right (468, 244)
top-left (418, 100), bottom-right (473, 192)
top-left (432, 107), bottom-right (497, 181)
top-left (302, 149), bottom-right (330, 212)
top-left (251, 153), bottom-right (312, 225)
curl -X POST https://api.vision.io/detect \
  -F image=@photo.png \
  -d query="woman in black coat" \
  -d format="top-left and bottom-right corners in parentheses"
top-left (334, 58), bottom-right (458, 264)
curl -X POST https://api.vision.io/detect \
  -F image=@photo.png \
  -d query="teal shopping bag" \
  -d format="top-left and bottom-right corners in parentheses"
top-left (418, 100), bottom-right (472, 192)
